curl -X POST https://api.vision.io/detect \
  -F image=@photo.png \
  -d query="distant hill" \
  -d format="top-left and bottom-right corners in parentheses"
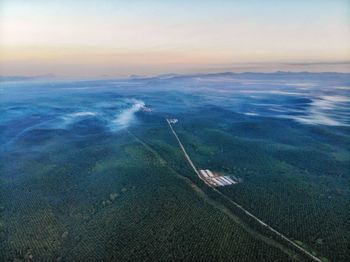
top-left (0, 74), bottom-right (55, 82)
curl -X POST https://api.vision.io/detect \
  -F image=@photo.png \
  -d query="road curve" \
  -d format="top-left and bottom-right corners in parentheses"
top-left (166, 119), bottom-right (322, 262)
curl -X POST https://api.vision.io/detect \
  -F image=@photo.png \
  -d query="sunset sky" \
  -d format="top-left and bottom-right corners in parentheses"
top-left (1, 0), bottom-right (349, 77)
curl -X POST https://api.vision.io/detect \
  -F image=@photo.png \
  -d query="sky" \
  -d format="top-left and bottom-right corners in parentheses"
top-left (0, 0), bottom-right (349, 77)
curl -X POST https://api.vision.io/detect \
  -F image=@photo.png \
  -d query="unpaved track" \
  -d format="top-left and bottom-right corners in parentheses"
top-left (166, 120), bottom-right (323, 262)
top-left (127, 129), bottom-right (301, 260)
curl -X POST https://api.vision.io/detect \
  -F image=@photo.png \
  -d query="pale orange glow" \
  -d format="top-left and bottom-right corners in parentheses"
top-left (1, 1), bottom-right (349, 77)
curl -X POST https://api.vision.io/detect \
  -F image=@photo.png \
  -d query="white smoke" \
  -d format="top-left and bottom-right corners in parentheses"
top-left (69, 111), bottom-right (97, 117)
top-left (112, 99), bottom-right (145, 130)
top-left (61, 111), bottom-right (97, 126)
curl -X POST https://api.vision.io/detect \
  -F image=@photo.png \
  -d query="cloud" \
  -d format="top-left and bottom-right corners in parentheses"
top-left (60, 111), bottom-right (97, 126)
top-left (243, 112), bottom-right (259, 116)
top-left (69, 111), bottom-right (97, 117)
top-left (278, 95), bottom-right (349, 126)
top-left (111, 99), bottom-right (145, 130)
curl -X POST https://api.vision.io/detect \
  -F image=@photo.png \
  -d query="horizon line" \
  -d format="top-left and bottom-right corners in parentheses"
top-left (1, 70), bottom-right (350, 82)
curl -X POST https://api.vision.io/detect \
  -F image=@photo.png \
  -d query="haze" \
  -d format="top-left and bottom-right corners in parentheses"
top-left (0, 0), bottom-right (349, 77)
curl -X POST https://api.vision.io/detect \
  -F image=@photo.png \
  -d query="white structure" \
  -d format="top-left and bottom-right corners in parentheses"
top-left (205, 169), bottom-right (214, 177)
top-left (199, 169), bottom-right (238, 187)
top-left (167, 118), bottom-right (178, 124)
top-left (200, 170), bottom-right (209, 178)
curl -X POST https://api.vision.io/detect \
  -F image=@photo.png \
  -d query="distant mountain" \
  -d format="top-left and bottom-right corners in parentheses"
top-left (0, 74), bottom-right (55, 82)
top-left (151, 71), bottom-right (350, 81)
top-left (1, 71), bottom-right (349, 82)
